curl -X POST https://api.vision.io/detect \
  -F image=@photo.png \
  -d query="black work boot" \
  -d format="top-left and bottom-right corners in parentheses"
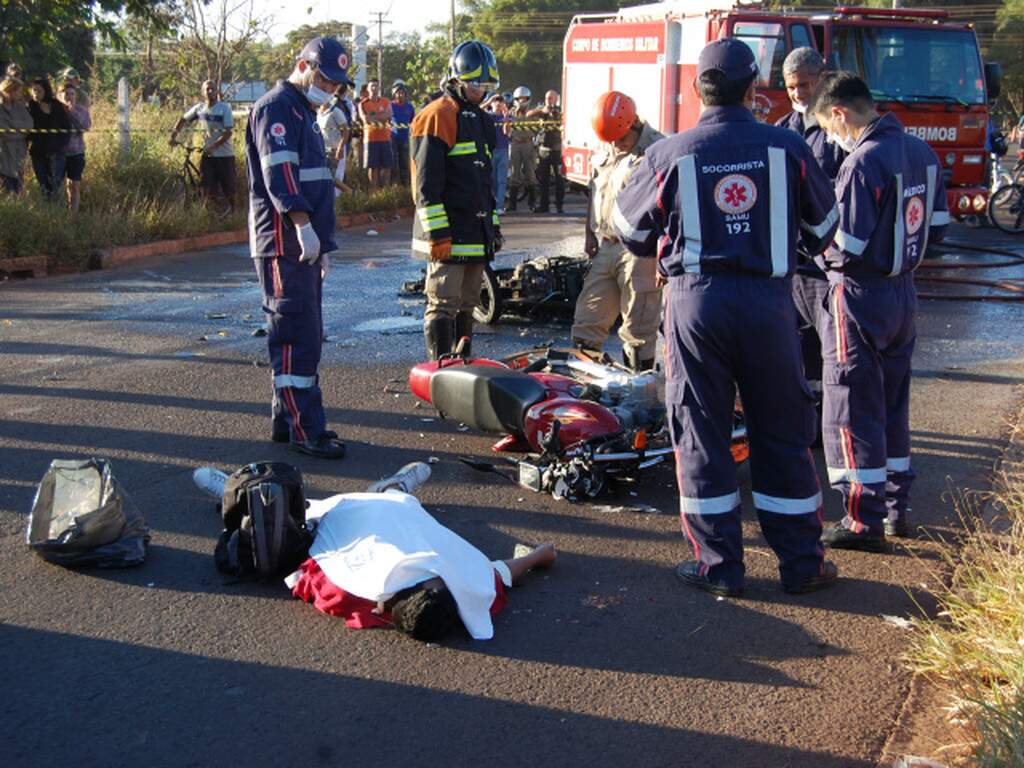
top-left (424, 317), bottom-right (454, 361)
top-left (821, 522), bottom-right (888, 552)
top-left (781, 561), bottom-right (839, 595)
top-left (675, 561), bottom-right (743, 598)
top-left (527, 185), bottom-right (537, 212)
top-left (623, 347), bottom-right (655, 372)
top-left (454, 311), bottom-right (474, 358)
top-left (507, 186), bottom-right (518, 212)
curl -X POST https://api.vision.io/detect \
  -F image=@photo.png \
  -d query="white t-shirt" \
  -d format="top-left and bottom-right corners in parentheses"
top-left (317, 103), bottom-right (350, 153)
top-left (183, 100), bottom-right (234, 158)
top-left (301, 492), bottom-right (510, 640)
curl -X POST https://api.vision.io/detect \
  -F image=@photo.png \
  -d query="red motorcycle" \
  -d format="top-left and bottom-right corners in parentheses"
top-left (409, 347), bottom-right (749, 500)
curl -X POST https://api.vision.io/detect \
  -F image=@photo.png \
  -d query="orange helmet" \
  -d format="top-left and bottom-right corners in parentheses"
top-left (591, 90), bottom-right (637, 142)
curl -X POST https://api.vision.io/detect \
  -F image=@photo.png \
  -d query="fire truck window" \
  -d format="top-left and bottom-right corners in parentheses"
top-left (790, 24), bottom-right (813, 53)
top-left (829, 25), bottom-right (985, 106)
top-left (732, 22), bottom-right (786, 89)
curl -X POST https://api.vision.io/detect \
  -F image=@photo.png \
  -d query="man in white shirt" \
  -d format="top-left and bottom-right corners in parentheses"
top-left (169, 79), bottom-right (236, 211)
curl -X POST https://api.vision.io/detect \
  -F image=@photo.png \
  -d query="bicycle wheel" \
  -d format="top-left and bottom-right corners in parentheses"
top-left (987, 184), bottom-right (1024, 234)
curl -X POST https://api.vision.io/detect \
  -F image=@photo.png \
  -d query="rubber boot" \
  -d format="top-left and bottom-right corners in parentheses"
top-left (527, 185), bottom-right (537, 212)
top-left (507, 186), bottom-right (518, 212)
top-left (454, 311), bottom-right (474, 358)
top-left (424, 316), bottom-right (454, 361)
top-left (624, 347), bottom-right (655, 372)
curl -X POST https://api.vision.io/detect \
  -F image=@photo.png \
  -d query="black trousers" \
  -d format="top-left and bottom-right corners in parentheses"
top-left (536, 152), bottom-right (564, 210)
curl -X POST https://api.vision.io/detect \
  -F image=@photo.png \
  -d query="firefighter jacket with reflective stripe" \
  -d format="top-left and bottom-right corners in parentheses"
top-left (245, 81), bottom-right (336, 260)
top-left (612, 106), bottom-right (839, 278)
top-left (409, 86), bottom-right (499, 263)
top-left (819, 113), bottom-right (949, 278)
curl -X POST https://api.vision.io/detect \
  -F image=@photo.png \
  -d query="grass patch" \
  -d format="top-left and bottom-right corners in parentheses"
top-left (0, 100), bottom-right (409, 264)
top-left (904, 451), bottom-right (1024, 766)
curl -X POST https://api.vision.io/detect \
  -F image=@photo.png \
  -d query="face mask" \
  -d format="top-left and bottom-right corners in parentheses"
top-left (792, 102), bottom-right (807, 114)
top-left (306, 83), bottom-right (332, 106)
top-left (829, 130), bottom-right (857, 154)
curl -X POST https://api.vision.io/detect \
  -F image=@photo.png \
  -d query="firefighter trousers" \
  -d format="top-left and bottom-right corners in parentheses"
top-left (424, 260), bottom-right (486, 321)
top-left (664, 273), bottom-right (825, 589)
top-left (571, 242), bottom-right (661, 360)
top-left (791, 271), bottom-right (830, 403)
top-left (509, 142), bottom-right (538, 190)
top-left (255, 256), bottom-right (327, 444)
top-left (820, 273), bottom-right (916, 534)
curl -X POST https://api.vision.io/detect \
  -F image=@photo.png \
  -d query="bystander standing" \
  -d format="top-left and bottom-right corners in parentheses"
top-left (390, 80), bottom-right (414, 186)
top-left (0, 77), bottom-right (32, 194)
top-left (485, 93), bottom-right (510, 213)
top-left (58, 82), bottom-right (90, 212)
top-left (26, 78), bottom-right (70, 201)
top-left (169, 80), bottom-right (236, 213)
top-left (317, 84), bottom-right (354, 196)
top-left (359, 78), bottom-right (393, 189)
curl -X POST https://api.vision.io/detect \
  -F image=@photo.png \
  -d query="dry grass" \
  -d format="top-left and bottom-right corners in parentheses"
top-left (904, 454), bottom-right (1024, 766)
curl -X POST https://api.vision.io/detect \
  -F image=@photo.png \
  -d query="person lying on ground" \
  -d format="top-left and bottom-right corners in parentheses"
top-left (193, 461), bottom-right (556, 642)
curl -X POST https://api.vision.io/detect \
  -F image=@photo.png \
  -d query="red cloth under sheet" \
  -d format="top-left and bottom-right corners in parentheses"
top-left (291, 557), bottom-right (507, 629)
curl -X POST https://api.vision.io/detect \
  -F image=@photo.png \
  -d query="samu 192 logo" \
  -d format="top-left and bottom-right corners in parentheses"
top-left (714, 174), bottom-right (757, 215)
top-left (905, 196), bottom-right (925, 235)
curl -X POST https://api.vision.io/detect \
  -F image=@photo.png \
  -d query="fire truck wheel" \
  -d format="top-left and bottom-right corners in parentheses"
top-left (473, 265), bottom-right (503, 324)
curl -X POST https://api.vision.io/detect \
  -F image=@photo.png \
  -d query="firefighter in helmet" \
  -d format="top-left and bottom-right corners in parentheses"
top-left (570, 91), bottom-right (664, 371)
top-left (409, 40), bottom-right (502, 360)
top-left (507, 85), bottom-right (538, 211)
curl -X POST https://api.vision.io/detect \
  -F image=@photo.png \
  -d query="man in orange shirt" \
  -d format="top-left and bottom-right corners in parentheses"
top-left (359, 78), bottom-right (393, 189)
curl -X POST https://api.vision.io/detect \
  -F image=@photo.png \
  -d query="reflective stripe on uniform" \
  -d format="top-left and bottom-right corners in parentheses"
top-left (679, 490), bottom-right (741, 516)
top-left (451, 243), bottom-right (486, 256)
top-left (274, 373), bottom-right (317, 389)
top-left (931, 209), bottom-right (951, 226)
top-left (801, 204), bottom-right (839, 239)
top-left (448, 141), bottom-right (477, 157)
top-left (611, 202), bottom-right (648, 242)
top-left (411, 238), bottom-right (431, 254)
top-left (827, 466), bottom-right (887, 484)
top-left (298, 167), bottom-right (333, 182)
top-left (887, 456), bottom-right (911, 472)
top-left (678, 154), bottom-right (702, 273)
top-left (768, 146), bottom-right (789, 277)
top-left (752, 491), bottom-right (822, 515)
top-left (834, 229), bottom-right (868, 255)
top-left (916, 164), bottom-right (938, 266)
top-left (260, 150), bottom-right (300, 170)
top-left (891, 172), bottom-right (906, 276)
top-left (492, 212), bottom-right (500, 227)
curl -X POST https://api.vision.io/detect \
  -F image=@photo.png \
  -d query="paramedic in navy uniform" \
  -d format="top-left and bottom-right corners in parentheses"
top-left (809, 72), bottom-right (949, 550)
top-left (775, 47), bottom-right (846, 411)
top-left (246, 37), bottom-right (349, 459)
top-left (612, 39), bottom-right (841, 597)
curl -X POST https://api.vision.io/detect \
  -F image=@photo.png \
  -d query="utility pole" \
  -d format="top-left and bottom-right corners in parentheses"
top-left (449, 0), bottom-right (456, 49)
top-left (369, 10), bottom-right (391, 86)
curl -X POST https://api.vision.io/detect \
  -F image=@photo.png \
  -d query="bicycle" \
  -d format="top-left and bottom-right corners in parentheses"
top-left (986, 152), bottom-right (1024, 234)
top-left (172, 142), bottom-right (233, 219)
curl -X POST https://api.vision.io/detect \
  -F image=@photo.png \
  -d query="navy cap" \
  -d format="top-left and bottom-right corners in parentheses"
top-left (697, 38), bottom-right (759, 86)
top-left (298, 36), bottom-right (351, 85)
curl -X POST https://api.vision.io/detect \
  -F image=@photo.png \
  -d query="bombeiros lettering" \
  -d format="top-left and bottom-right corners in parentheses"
top-left (905, 126), bottom-right (958, 142)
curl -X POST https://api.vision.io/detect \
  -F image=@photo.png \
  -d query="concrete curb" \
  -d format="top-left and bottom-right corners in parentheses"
top-left (97, 205), bottom-right (413, 270)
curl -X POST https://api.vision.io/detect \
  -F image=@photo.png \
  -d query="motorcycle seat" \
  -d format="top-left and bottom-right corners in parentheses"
top-left (430, 364), bottom-right (547, 434)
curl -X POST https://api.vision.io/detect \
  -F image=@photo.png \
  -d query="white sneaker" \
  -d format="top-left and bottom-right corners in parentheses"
top-left (366, 462), bottom-right (431, 494)
top-left (192, 467), bottom-right (228, 500)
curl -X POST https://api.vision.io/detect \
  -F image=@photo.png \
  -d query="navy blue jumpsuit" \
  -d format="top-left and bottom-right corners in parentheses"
top-left (816, 113), bottom-right (949, 534)
top-left (245, 81), bottom-right (337, 444)
top-left (612, 105), bottom-right (839, 589)
top-left (775, 110), bottom-right (846, 402)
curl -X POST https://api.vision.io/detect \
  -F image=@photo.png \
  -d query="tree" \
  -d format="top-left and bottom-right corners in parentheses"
top-left (173, 0), bottom-right (267, 91)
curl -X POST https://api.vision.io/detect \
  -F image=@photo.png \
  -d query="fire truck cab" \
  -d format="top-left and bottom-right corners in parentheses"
top-left (562, 1), bottom-right (998, 219)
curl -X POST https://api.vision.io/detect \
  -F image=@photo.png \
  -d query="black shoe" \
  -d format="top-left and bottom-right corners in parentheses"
top-left (821, 523), bottom-right (888, 552)
top-left (782, 561), bottom-right (839, 594)
top-left (291, 432), bottom-right (346, 459)
top-left (424, 317), bottom-right (454, 361)
top-left (271, 428), bottom-right (289, 443)
top-left (884, 517), bottom-right (909, 538)
top-left (674, 561), bottom-right (743, 597)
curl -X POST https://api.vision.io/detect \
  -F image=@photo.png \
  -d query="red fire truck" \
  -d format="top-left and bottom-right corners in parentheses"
top-left (562, 1), bottom-right (1001, 219)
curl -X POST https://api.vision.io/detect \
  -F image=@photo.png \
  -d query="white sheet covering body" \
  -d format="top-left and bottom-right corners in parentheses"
top-left (304, 491), bottom-right (502, 640)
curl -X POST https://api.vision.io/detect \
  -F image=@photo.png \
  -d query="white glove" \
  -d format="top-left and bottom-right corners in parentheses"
top-left (296, 222), bottom-right (321, 264)
top-left (320, 252), bottom-right (330, 280)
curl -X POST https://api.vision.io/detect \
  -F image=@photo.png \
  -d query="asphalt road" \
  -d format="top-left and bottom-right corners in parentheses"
top-left (1, 198), bottom-right (1022, 768)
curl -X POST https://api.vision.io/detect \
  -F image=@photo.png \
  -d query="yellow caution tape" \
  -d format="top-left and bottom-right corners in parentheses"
top-left (0, 118), bottom-right (563, 134)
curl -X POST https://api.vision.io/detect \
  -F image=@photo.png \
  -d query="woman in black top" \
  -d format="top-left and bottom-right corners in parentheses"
top-left (27, 78), bottom-right (70, 200)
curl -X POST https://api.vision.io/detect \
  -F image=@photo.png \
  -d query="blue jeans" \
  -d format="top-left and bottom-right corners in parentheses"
top-left (31, 154), bottom-right (65, 200)
top-left (492, 146), bottom-right (509, 212)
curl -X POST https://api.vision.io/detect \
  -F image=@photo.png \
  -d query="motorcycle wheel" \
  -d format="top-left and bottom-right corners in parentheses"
top-left (473, 265), bottom-right (504, 324)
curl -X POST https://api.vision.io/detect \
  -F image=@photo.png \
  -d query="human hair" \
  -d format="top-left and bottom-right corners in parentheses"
top-left (0, 77), bottom-right (22, 98)
top-left (390, 584), bottom-right (461, 642)
top-left (810, 70), bottom-right (874, 117)
top-left (31, 77), bottom-right (55, 102)
top-left (696, 69), bottom-right (755, 107)
top-left (782, 47), bottom-right (824, 78)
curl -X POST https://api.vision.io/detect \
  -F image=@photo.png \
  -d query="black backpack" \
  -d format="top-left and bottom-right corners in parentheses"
top-left (214, 462), bottom-right (312, 580)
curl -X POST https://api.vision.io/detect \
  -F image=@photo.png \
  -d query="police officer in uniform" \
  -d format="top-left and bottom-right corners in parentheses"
top-left (613, 39), bottom-right (841, 596)
top-left (529, 89), bottom-right (565, 214)
top-left (246, 37), bottom-right (349, 459)
top-left (571, 91), bottom-right (664, 371)
top-left (810, 72), bottom-right (949, 550)
top-left (776, 48), bottom-right (846, 409)
top-left (410, 40), bottom-right (502, 360)
top-left (507, 86), bottom-right (538, 212)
